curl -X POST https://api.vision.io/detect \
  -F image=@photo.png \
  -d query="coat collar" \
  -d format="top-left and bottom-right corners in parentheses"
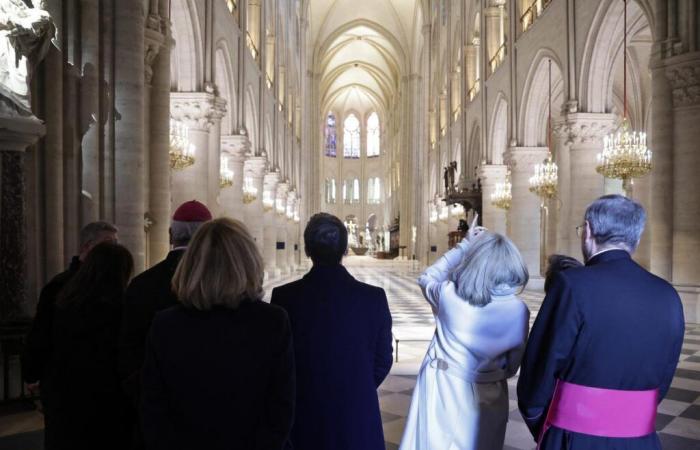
top-left (304, 264), bottom-right (353, 281)
top-left (586, 248), bottom-right (631, 266)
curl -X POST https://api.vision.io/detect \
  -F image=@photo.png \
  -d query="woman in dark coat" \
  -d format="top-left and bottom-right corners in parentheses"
top-left (45, 242), bottom-right (134, 450)
top-left (141, 218), bottom-right (295, 450)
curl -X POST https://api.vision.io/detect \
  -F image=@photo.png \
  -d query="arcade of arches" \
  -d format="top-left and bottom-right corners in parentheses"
top-left (0, 0), bottom-right (700, 446)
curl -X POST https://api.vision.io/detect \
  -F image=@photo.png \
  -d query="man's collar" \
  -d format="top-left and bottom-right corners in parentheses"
top-left (586, 248), bottom-right (631, 266)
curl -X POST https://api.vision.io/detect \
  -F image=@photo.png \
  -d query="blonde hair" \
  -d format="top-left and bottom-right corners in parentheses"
top-left (452, 232), bottom-right (529, 307)
top-left (172, 218), bottom-right (264, 310)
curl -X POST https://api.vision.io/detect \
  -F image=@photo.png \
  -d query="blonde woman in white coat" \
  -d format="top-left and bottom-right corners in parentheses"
top-left (400, 220), bottom-right (530, 450)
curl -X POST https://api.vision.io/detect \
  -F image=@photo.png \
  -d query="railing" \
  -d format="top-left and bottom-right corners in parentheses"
top-left (520, 0), bottom-right (552, 33)
top-left (489, 43), bottom-right (507, 74)
top-left (367, 199), bottom-right (382, 205)
top-left (265, 74), bottom-right (273, 90)
top-left (246, 32), bottom-right (259, 60)
top-left (467, 79), bottom-right (481, 101)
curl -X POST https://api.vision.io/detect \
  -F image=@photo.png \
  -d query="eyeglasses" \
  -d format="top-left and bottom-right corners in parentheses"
top-left (575, 224), bottom-right (585, 237)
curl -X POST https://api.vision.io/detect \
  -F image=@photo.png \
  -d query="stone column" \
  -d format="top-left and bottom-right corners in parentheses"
top-left (668, 57), bottom-right (700, 290)
top-left (465, 43), bottom-right (477, 94)
top-left (147, 12), bottom-right (170, 266)
top-left (170, 92), bottom-right (216, 209)
top-left (115, 0), bottom-right (146, 272)
top-left (0, 116), bottom-right (45, 320)
top-left (275, 181), bottom-right (289, 275)
top-left (286, 190), bottom-right (297, 271)
top-left (220, 134), bottom-right (250, 220)
top-left (484, 6), bottom-right (501, 73)
top-left (263, 170), bottom-right (280, 278)
top-left (208, 97), bottom-right (227, 216)
top-left (554, 113), bottom-right (616, 257)
top-left (505, 146), bottom-right (549, 286)
top-left (243, 156), bottom-right (267, 252)
top-left (479, 164), bottom-right (508, 235)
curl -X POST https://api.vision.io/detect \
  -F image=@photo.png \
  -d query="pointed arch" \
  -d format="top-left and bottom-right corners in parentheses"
top-left (488, 93), bottom-right (508, 165)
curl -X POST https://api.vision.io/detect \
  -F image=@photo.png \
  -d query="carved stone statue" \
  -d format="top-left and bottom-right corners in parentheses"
top-left (443, 166), bottom-right (449, 193)
top-left (448, 161), bottom-right (457, 191)
top-left (0, 0), bottom-right (55, 116)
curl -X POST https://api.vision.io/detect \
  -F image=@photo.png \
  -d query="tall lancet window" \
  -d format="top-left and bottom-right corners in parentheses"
top-left (343, 178), bottom-right (360, 204)
top-left (367, 112), bottom-right (380, 157)
top-left (367, 177), bottom-right (381, 204)
top-left (343, 114), bottom-right (361, 158)
top-left (325, 178), bottom-right (336, 204)
top-left (325, 113), bottom-right (337, 157)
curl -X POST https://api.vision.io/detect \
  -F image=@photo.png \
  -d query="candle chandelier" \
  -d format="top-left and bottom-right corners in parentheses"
top-left (169, 119), bottom-right (195, 171)
top-left (595, 0), bottom-right (651, 194)
top-left (529, 58), bottom-right (558, 200)
top-left (242, 177), bottom-right (258, 204)
top-left (491, 169), bottom-right (512, 210)
top-left (219, 156), bottom-right (233, 189)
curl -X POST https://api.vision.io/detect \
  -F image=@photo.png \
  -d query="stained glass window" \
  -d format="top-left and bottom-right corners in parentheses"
top-left (325, 113), bottom-right (337, 157)
top-left (343, 114), bottom-right (361, 158)
top-left (367, 112), bottom-right (380, 157)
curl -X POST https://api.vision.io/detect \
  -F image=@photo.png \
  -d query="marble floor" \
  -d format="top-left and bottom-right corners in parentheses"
top-left (1, 256), bottom-right (699, 449)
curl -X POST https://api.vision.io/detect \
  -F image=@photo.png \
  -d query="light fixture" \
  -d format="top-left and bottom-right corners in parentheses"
top-left (529, 58), bottom-right (558, 200)
top-left (276, 197), bottom-right (286, 215)
top-left (219, 156), bottom-right (233, 189)
top-left (242, 177), bottom-right (258, 204)
top-left (450, 203), bottom-right (465, 217)
top-left (596, 0), bottom-right (651, 195)
top-left (429, 201), bottom-right (438, 224)
top-left (438, 202), bottom-right (449, 222)
top-left (169, 119), bottom-right (195, 170)
top-left (491, 170), bottom-right (512, 210)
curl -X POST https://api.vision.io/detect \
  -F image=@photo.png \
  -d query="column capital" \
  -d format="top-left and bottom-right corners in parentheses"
top-left (170, 92), bottom-right (221, 131)
top-left (665, 56), bottom-right (700, 108)
top-left (244, 155), bottom-right (268, 178)
top-left (0, 115), bottom-right (46, 151)
top-left (221, 134), bottom-right (250, 159)
top-left (553, 112), bottom-right (617, 145)
top-left (479, 164), bottom-right (508, 183)
top-left (504, 146), bottom-right (549, 168)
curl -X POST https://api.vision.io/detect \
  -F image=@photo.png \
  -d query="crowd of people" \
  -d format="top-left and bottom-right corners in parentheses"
top-left (21, 194), bottom-right (684, 450)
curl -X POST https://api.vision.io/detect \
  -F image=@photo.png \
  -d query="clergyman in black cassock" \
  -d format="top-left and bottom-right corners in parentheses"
top-left (517, 195), bottom-right (685, 450)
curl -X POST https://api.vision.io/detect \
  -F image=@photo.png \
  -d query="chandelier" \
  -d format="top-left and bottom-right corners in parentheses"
top-left (242, 177), bottom-right (258, 204)
top-left (169, 119), bottom-right (195, 171)
top-left (596, 0), bottom-right (651, 194)
top-left (529, 58), bottom-right (558, 200)
top-left (491, 170), bottom-right (512, 210)
top-left (429, 202), bottom-right (438, 224)
top-left (263, 190), bottom-right (275, 211)
top-left (276, 197), bottom-right (286, 215)
top-left (219, 156), bottom-right (233, 189)
top-left (438, 202), bottom-right (449, 222)
top-left (450, 203), bottom-right (465, 217)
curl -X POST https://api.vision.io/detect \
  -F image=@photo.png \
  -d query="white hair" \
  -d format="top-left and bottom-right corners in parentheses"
top-left (452, 232), bottom-right (529, 307)
top-left (584, 194), bottom-right (646, 252)
top-left (171, 220), bottom-right (206, 245)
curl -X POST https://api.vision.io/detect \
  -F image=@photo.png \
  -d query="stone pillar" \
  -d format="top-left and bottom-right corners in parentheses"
top-left (505, 147), bottom-right (549, 286)
top-left (668, 58), bottom-right (700, 289)
top-left (243, 156), bottom-right (267, 252)
top-left (115, 0), bottom-right (146, 272)
top-left (286, 190), bottom-right (297, 271)
top-left (220, 134), bottom-right (250, 220)
top-left (479, 164), bottom-right (508, 235)
top-left (554, 113), bottom-right (616, 258)
top-left (208, 97), bottom-right (227, 216)
top-left (484, 6), bottom-right (501, 72)
top-left (465, 43), bottom-right (477, 93)
top-left (0, 116), bottom-right (45, 320)
top-left (170, 92), bottom-right (217, 209)
top-left (275, 181), bottom-right (289, 275)
top-left (263, 170), bottom-right (280, 278)
top-left (147, 12), bottom-right (170, 267)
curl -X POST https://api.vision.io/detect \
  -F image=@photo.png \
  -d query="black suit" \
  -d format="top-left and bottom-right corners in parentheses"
top-left (141, 302), bottom-right (295, 450)
top-left (270, 264), bottom-right (393, 450)
top-left (119, 249), bottom-right (184, 401)
top-left (517, 250), bottom-right (685, 449)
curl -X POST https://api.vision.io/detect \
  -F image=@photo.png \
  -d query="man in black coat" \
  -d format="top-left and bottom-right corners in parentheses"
top-left (22, 221), bottom-right (118, 447)
top-left (271, 213), bottom-right (393, 450)
top-left (517, 195), bottom-right (685, 449)
top-left (118, 200), bottom-right (212, 447)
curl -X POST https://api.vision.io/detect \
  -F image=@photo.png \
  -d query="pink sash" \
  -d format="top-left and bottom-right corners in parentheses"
top-left (538, 380), bottom-right (657, 448)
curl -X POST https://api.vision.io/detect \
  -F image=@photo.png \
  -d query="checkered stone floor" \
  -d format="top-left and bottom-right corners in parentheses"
top-left (1, 257), bottom-right (698, 450)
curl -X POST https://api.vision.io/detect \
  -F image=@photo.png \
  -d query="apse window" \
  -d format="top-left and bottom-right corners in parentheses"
top-left (325, 113), bottom-right (337, 157)
top-left (343, 114), bottom-right (361, 159)
top-left (343, 178), bottom-right (360, 204)
top-left (367, 112), bottom-right (380, 157)
top-left (367, 177), bottom-right (381, 204)
top-left (325, 178), bottom-right (337, 204)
